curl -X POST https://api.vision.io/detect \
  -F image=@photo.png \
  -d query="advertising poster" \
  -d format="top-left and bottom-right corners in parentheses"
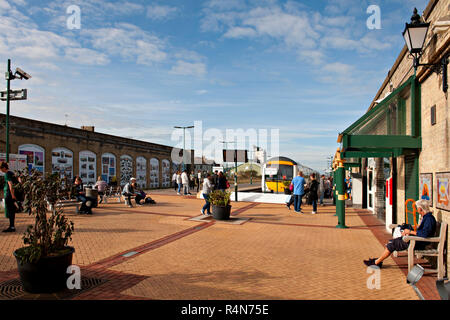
top-left (79, 151), bottom-right (96, 185)
top-left (0, 153), bottom-right (27, 172)
top-left (162, 159), bottom-right (170, 188)
top-left (150, 158), bottom-right (159, 189)
top-left (101, 153), bottom-right (116, 184)
top-left (436, 172), bottom-right (450, 211)
top-left (136, 156), bottom-right (147, 189)
top-left (120, 155), bottom-right (133, 186)
top-left (51, 148), bottom-right (73, 180)
top-left (18, 144), bottom-right (45, 173)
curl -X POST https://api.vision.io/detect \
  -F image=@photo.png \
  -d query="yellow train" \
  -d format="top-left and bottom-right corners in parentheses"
top-left (262, 157), bottom-right (298, 193)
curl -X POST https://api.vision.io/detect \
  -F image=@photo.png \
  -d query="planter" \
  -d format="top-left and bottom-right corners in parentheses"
top-left (212, 204), bottom-right (231, 220)
top-left (14, 246), bottom-right (75, 293)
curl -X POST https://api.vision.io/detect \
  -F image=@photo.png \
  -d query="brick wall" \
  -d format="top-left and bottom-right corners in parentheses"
top-left (0, 114), bottom-right (188, 189)
top-left (369, 0), bottom-right (450, 275)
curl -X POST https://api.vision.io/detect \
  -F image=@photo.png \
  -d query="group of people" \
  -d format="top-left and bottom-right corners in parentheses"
top-left (199, 170), bottom-right (230, 216)
top-left (286, 171), bottom-right (320, 214)
top-left (122, 177), bottom-right (155, 208)
top-left (172, 170), bottom-right (230, 196)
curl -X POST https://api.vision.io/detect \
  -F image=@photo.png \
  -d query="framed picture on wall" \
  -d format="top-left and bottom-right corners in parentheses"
top-left (419, 173), bottom-right (433, 207)
top-left (436, 172), bottom-right (450, 212)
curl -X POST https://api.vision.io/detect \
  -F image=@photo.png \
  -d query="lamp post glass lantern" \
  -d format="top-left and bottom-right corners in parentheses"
top-left (402, 8), bottom-right (448, 92)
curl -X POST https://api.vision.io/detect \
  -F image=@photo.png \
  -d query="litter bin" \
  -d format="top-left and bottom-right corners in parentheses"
top-left (85, 188), bottom-right (98, 208)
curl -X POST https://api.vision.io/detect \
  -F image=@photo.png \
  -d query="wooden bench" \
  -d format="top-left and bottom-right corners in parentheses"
top-left (48, 200), bottom-right (83, 214)
top-left (103, 186), bottom-right (122, 203)
top-left (390, 222), bottom-right (448, 279)
top-left (122, 194), bottom-right (136, 206)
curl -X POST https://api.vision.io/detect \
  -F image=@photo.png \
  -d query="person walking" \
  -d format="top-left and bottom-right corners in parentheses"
top-left (94, 176), bottom-right (108, 204)
top-left (196, 170), bottom-right (202, 192)
top-left (176, 171), bottom-right (182, 195)
top-left (308, 173), bottom-right (319, 214)
top-left (201, 174), bottom-right (214, 216)
top-left (181, 170), bottom-right (190, 195)
top-left (216, 171), bottom-right (228, 191)
top-left (290, 171), bottom-right (306, 214)
top-left (319, 174), bottom-right (326, 206)
top-left (172, 171), bottom-right (178, 191)
top-left (212, 170), bottom-right (219, 190)
top-left (1, 162), bottom-right (18, 232)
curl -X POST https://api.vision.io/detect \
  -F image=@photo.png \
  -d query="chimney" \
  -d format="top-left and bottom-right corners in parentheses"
top-left (81, 126), bottom-right (95, 132)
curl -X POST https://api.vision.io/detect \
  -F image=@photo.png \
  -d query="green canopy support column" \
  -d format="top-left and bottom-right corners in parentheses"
top-left (334, 150), bottom-right (348, 229)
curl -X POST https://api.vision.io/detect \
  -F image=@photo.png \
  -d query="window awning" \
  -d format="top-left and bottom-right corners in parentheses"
top-left (339, 75), bottom-right (421, 159)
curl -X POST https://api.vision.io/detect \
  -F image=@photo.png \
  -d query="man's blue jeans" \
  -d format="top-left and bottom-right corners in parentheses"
top-left (319, 191), bottom-right (324, 205)
top-left (312, 199), bottom-right (317, 212)
top-left (293, 194), bottom-right (303, 212)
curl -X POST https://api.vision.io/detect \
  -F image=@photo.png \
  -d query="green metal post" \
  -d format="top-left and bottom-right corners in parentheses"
top-left (336, 162), bottom-right (348, 229)
top-left (333, 169), bottom-right (337, 216)
top-left (5, 59), bottom-right (11, 162)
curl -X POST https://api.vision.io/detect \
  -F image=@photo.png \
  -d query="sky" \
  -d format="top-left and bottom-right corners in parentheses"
top-left (0, 0), bottom-right (429, 172)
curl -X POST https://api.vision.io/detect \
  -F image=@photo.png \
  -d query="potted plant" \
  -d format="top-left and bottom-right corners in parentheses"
top-left (283, 180), bottom-right (292, 195)
top-left (209, 190), bottom-right (232, 220)
top-left (13, 170), bottom-right (75, 293)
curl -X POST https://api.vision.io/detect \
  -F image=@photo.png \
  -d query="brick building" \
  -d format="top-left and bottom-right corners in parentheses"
top-left (338, 0), bottom-right (449, 274)
top-left (0, 113), bottom-right (200, 189)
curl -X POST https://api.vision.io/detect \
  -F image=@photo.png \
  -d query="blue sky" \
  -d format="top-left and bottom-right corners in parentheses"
top-left (0, 0), bottom-right (428, 171)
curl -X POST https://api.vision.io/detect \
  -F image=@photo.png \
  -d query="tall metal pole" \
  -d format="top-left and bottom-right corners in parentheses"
top-left (6, 59), bottom-right (11, 162)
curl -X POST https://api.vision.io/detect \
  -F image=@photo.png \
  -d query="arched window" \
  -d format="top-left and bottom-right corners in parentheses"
top-left (136, 156), bottom-right (147, 188)
top-left (79, 150), bottom-right (97, 186)
top-left (18, 144), bottom-right (45, 173)
top-left (120, 155), bottom-right (133, 186)
top-left (162, 159), bottom-right (171, 188)
top-left (150, 158), bottom-right (160, 188)
top-left (52, 147), bottom-right (73, 180)
top-left (101, 153), bottom-right (116, 184)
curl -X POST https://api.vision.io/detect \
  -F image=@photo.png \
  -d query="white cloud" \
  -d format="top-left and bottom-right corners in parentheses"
top-left (169, 60), bottom-right (207, 77)
top-left (83, 23), bottom-right (167, 66)
top-left (65, 47), bottom-right (110, 65)
top-left (195, 89), bottom-right (208, 95)
top-left (146, 4), bottom-right (178, 20)
top-left (224, 27), bottom-right (257, 38)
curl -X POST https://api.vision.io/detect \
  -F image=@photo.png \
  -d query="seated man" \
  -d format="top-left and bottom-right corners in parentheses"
top-left (73, 177), bottom-right (93, 214)
top-left (364, 199), bottom-right (436, 268)
top-left (122, 178), bottom-right (144, 207)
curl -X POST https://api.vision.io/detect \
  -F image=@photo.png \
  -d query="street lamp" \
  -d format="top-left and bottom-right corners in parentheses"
top-left (2, 59), bottom-right (31, 162)
top-left (174, 125), bottom-right (194, 172)
top-left (403, 8), bottom-right (448, 91)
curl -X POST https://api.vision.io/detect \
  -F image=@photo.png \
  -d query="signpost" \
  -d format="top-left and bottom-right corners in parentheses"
top-left (222, 149), bottom-right (248, 202)
top-left (3, 59), bottom-right (31, 162)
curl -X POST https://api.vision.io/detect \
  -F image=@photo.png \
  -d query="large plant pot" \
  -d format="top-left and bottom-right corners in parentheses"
top-left (14, 246), bottom-right (75, 293)
top-left (212, 204), bottom-right (231, 220)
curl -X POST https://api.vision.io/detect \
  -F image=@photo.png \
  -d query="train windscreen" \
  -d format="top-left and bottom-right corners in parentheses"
top-left (265, 165), bottom-right (293, 181)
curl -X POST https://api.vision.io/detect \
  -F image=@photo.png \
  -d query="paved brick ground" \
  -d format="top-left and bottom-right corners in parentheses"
top-left (0, 193), bottom-right (442, 300)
